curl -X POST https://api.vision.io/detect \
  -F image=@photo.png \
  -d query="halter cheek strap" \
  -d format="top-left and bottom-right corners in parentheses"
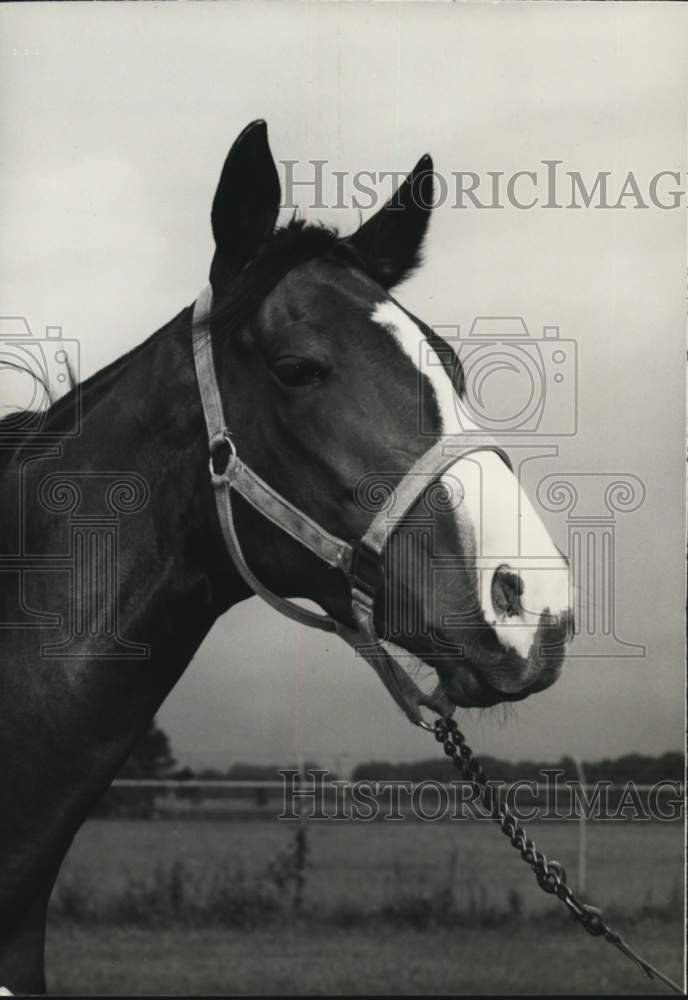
top-left (192, 286), bottom-right (510, 728)
top-left (192, 285), bottom-right (350, 633)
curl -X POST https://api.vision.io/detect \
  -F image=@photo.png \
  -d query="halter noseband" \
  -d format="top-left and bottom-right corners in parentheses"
top-left (192, 285), bottom-right (511, 729)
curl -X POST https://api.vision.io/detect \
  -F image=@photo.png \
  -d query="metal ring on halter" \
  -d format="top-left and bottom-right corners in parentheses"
top-left (415, 704), bottom-right (456, 731)
top-left (209, 431), bottom-right (236, 486)
top-left (416, 717), bottom-right (437, 732)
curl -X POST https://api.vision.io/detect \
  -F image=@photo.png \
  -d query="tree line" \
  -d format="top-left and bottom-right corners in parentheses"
top-left (123, 720), bottom-right (682, 785)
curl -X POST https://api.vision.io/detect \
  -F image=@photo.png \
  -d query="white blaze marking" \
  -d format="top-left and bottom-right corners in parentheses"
top-left (372, 300), bottom-right (570, 660)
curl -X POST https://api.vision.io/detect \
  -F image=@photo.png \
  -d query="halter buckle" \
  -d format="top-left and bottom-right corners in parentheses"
top-left (350, 540), bottom-right (384, 600)
top-left (209, 431), bottom-right (236, 486)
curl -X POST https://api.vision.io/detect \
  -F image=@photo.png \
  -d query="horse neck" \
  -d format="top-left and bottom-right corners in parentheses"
top-left (81, 307), bottom-right (252, 652)
top-left (0, 307), bottom-right (259, 933)
top-left (13, 306), bottom-right (255, 716)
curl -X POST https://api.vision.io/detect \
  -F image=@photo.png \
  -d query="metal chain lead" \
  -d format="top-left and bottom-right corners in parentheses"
top-left (433, 717), bottom-right (684, 995)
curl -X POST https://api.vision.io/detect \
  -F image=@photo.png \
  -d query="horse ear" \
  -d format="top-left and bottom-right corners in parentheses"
top-left (347, 154), bottom-right (434, 289)
top-left (210, 120), bottom-right (281, 290)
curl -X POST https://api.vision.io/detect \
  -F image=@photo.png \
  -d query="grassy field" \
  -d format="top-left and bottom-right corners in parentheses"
top-left (48, 921), bottom-right (684, 995)
top-left (47, 815), bottom-right (684, 994)
top-left (52, 815), bottom-right (684, 915)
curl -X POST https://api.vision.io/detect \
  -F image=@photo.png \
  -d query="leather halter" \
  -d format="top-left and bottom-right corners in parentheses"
top-left (192, 285), bottom-right (511, 729)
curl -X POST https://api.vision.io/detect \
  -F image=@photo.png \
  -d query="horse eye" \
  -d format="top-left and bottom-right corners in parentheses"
top-left (271, 356), bottom-right (330, 388)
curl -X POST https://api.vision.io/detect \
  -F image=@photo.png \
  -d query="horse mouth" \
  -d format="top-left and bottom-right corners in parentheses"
top-left (365, 610), bottom-right (573, 717)
top-left (437, 661), bottom-right (564, 709)
top-left (424, 619), bottom-right (571, 709)
top-left (425, 606), bottom-right (573, 708)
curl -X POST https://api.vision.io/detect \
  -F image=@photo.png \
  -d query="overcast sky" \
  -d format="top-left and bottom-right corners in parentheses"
top-left (1, 3), bottom-right (685, 772)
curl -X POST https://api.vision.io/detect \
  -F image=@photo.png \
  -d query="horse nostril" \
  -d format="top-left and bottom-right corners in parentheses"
top-left (491, 564), bottom-right (524, 618)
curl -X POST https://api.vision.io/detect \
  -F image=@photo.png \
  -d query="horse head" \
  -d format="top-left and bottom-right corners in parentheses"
top-left (202, 120), bottom-right (573, 719)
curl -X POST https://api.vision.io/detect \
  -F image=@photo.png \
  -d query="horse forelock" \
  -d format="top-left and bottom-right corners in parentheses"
top-left (203, 217), bottom-right (397, 342)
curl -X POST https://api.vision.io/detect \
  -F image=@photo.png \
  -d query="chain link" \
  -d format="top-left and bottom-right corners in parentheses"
top-left (433, 717), bottom-right (684, 994)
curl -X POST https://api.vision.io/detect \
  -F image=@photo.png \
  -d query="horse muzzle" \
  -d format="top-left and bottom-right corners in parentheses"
top-left (429, 607), bottom-right (574, 707)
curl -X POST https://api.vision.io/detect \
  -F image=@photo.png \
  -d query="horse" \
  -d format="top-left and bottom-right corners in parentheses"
top-left (0, 120), bottom-right (573, 992)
